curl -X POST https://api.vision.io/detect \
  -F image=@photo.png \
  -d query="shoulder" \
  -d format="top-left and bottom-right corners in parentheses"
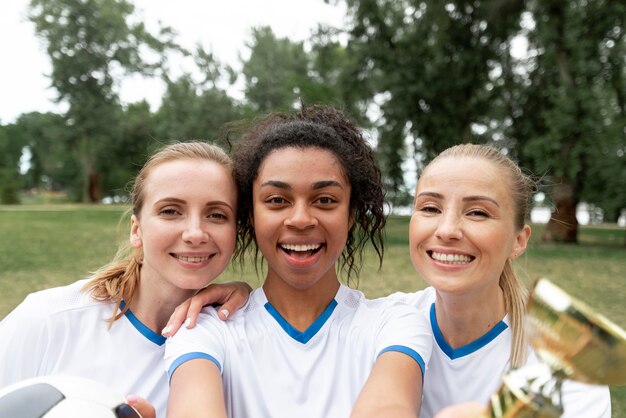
top-left (6, 279), bottom-right (102, 320)
top-left (385, 287), bottom-right (436, 309)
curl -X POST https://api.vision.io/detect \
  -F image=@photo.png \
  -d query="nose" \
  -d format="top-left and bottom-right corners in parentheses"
top-left (284, 201), bottom-right (317, 229)
top-left (182, 216), bottom-right (210, 245)
top-left (435, 212), bottom-right (463, 241)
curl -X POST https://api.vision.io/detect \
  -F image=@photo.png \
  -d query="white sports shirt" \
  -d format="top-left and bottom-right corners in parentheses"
top-left (0, 280), bottom-right (169, 418)
top-left (165, 285), bottom-right (433, 418)
top-left (389, 287), bottom-right (611, 418)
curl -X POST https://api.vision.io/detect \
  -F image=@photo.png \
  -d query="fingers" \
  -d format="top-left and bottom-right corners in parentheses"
top-left (215, 281), bottom-right (253, 321)
top-left (126, 394), bottom-right (156, 418)
top-left (161, 281), bottom-right (254, 337)
top-left (162, 298), bottom-right (191, 337)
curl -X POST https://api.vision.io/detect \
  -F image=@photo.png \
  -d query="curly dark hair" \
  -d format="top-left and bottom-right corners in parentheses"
top-left (232, 105), bottom-right (386, 283)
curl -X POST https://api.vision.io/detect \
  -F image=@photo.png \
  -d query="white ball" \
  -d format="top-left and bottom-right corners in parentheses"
top-left (0, 375), bottom-right (141, 418)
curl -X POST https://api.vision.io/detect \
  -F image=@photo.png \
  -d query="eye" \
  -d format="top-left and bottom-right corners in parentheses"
top-left (207, 212), bottom-right (228, 221)
top-left (266, 196), bottom-right (288, 205)
top-left (159, 207), bottom-right (180, 216)
top-left (418, 205), bottom-right (440, 214)
top-left (316, 196), bottom-right (337, 205)
top-left (467, 209), bottom-right (490, 218)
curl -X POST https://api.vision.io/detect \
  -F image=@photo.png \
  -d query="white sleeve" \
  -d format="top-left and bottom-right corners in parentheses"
top-left (374, 303), bottom-right (433, 375)
top-left (383, 287), bottom-right (435, 310)
top-left (561, 379), bottom-right (611, 418)
top-left (0, 294), bottom-right (51, 388)
top-left (164, 308), bottom-right (226, 380)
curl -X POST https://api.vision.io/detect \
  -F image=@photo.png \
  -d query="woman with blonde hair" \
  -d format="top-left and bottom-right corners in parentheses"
top-left (0, 141), bottom-right (249, 418)
top-left (400, 143), bottom-right (610, 417)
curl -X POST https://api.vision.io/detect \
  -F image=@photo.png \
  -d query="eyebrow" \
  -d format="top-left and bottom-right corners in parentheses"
top-left (154, 198), bottom-right (235, 211)
top-left (416, 191), bottom-right (499, 207)
top-left (259, 180), bottom-right (344, 190)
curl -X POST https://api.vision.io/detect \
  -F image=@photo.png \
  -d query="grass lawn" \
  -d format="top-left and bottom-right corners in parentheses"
top-left (1, 205), bottom-right (625, 414)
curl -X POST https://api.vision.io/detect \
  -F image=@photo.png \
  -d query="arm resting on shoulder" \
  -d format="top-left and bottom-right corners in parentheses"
top-left (162, 281), bottom-right (253, 336)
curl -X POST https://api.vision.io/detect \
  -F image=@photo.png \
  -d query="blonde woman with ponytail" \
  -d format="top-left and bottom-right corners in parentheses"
top-left (0, 141), bottom-right (250, 418)
top-left (397, 143), bottom-right (609, 418)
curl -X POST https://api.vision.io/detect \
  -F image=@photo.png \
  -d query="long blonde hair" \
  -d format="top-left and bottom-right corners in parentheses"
top-left (428, 144), bottom-right (535, 368)
top-left (82, 141), bottom-right (233, 326)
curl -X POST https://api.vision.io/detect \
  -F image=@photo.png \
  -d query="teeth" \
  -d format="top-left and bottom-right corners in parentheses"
top-left (175, 255), bottom-right (210, 263)
top-left (431, 252), bottom-right (472, 264)
top-left (281, 244), bottom-right (321, 252)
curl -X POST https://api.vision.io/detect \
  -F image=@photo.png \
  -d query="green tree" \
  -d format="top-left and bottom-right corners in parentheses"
top-left (154, 46), bottom-right (242, 142)
top-left (29, 0), bottom-right (179, 202)
top-left (338, 0), bottom-right (525, 203)
top-left (517, 0), bottom-right (625, 240)
top-left (11, 112), bottom-right (76, 195)
top-left (242, 27), bottom-right (311, 113)
top-left (100, 101), bottom-right (156, 198)
top-left (0, 125), bottom-right (25, 204)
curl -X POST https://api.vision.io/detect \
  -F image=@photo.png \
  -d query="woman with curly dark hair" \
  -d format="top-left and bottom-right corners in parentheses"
top-left (165, 105), bottom-right (432, 418)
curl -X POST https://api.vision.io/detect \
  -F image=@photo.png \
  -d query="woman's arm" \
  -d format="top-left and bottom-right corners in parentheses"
top-left (167, 359), bottom-right (227, 418)
top-left (350, 351), bottom-right (423, 418)
top-left (162, 281), bottom-right (253, 336)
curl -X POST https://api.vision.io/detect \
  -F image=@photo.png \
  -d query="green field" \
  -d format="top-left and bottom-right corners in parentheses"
top-left (1, 205), bottom-right (625, 414)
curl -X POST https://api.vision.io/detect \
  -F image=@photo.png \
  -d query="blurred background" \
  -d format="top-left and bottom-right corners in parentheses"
top-left (0, 0), bottom-right (624, 243)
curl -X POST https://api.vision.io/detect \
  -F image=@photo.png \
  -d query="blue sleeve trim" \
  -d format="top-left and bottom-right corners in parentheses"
top-left (167, 352), bottom-right (222, 383)
top-left (377, 345), bottom-right (426, 376)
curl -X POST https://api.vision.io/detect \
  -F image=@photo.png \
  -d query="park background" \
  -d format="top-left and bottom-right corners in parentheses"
top-left (1, 0), bottom-right (624, 415)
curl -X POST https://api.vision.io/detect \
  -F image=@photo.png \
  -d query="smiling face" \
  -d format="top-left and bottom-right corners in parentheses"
top-left (409, 156), bottom-right (530, 296)
top-left (252, 147), bottom-right (352, 292)
top-left (130, 158), bottom-right (237, 293)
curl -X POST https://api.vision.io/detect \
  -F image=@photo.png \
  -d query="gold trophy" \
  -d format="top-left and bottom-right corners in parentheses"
top-left (482, 278), bottom-right (626, 417)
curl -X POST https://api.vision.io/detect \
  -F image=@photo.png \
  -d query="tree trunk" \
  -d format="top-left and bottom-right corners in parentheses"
top-left (88, 169), bottom-right (101, 203)
top-left (542, 177), bottom-right (578, 243)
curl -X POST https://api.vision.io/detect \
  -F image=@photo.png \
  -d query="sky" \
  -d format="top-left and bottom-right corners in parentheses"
top-left (0, 0), bottom-right (348, 124)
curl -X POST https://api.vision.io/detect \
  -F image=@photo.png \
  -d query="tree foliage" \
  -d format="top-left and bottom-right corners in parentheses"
top-left (515, 0), bottom-right (625, 238)
top-left (337, 0), bottom-right (624, 239)
top-left (154, 47), bottom-right (242, 143)
top-left (28, 0), bottom-right (178, 202)
top-left (339, 0), bottom-right (525, 202)
top-left (2, 0), bottom-right (622, 240)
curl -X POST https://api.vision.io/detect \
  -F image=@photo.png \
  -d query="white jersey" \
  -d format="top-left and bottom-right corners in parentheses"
top-left (390, 287), bottom-right (611, 418)
top-left (0, 280), bottom-right (169, 418)
top-left (165, 285), bottom-right (433, 418)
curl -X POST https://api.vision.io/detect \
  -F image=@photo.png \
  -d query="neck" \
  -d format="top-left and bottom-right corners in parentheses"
top-left (263, 274), bottom-right (340, 332)
top-left (126, 273), bottom-right (196, 334)
top-left (434, 284), bottom-right (506, 349)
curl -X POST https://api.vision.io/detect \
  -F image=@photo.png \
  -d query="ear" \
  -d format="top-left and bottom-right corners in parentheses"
top-left (130, 214), bottom-right (143, 248)
top-left (510, 224), bottom-right (531, 260)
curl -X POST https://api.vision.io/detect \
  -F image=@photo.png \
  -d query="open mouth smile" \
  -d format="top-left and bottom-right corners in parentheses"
top-left (279, 243), bottom-right (324, 259)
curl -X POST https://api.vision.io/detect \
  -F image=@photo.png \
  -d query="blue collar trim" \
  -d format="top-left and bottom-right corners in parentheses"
top-left (430, 303), bottom-right (508, 360)
top-left (120, 300), bottom-right (166, 346)
top-left (264, 299), bottom-right (338, 344)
